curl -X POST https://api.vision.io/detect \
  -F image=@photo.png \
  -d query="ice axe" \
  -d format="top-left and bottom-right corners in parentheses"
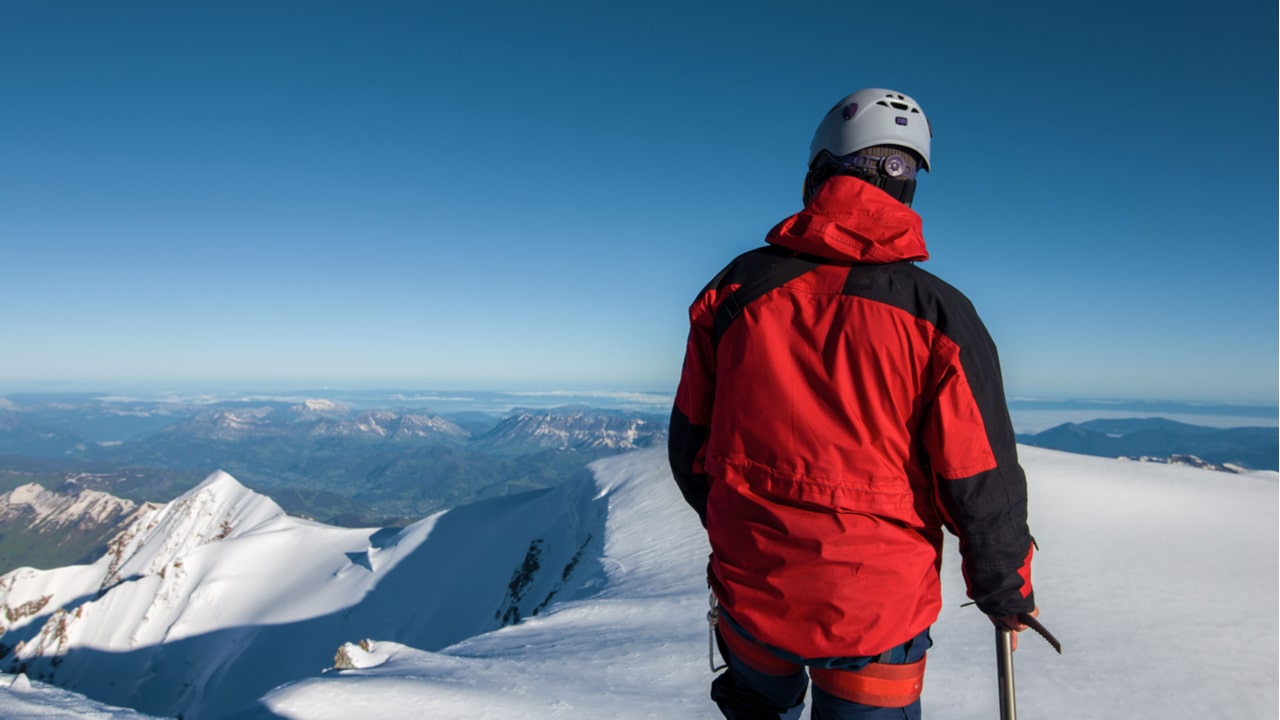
top-left (996, 613), bottom-right (1061, 720)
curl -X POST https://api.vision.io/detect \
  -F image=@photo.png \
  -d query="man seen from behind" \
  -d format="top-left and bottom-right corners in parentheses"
top-left (668, 87), bottom-right (1038, 720)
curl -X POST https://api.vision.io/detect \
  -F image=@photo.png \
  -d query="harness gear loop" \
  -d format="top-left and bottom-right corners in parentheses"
top-left (707, 592), bottom-right (727, 672)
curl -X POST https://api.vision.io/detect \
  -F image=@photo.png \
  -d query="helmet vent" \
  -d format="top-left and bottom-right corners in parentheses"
top-left (874, 98), bottom-right (921, 113)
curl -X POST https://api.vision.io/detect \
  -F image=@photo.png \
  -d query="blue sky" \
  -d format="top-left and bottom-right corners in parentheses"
top-left (1, 1), bottom-right (1276, 404)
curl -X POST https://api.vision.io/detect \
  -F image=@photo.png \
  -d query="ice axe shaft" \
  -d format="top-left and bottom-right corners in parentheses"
top-left (996, 625), bottom-right (1016, 720)
top-left (994, 612), bottom-right (1062, 718)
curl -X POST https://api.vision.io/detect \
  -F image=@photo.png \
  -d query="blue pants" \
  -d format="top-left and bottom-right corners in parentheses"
top-left (710, 625), bottom-right (932, 720)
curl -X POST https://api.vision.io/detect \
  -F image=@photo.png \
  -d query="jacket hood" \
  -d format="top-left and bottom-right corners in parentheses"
top-left (766, 176), bottom-right (929, 263)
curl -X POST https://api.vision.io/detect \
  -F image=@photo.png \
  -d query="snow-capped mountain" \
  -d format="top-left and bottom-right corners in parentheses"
top-left (161, 405), bottom-right (469, 443)
top-left (0, 447), bottom-right (1275, 719)
top-left (0, 464), bottom-right (604, 718)
top-left (0, 483), bottom-right (159, 570)
top-left (477, 407), bottom-right (667, 451)
top-left (0, 483), bottom-right (144, 534)
top-left (308, 410), bottom-right (469, 439)
top-left (288, 399), bottom-right (347, 419)
top-left (162, 408), bottom-right (274, 441)
top-left (288, 402), bottom-right (468, 439)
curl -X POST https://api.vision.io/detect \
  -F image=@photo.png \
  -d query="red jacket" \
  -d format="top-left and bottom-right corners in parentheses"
top-left (669, 176), bottom-right (1035, 659)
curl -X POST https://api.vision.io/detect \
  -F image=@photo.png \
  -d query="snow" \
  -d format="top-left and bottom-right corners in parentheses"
top-left (0, 446), bottom-right (1275, 719)
top-left (0, 673), bottom-right (159, 719)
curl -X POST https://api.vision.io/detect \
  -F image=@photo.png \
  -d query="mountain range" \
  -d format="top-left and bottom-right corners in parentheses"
top-left (0, 395), bottom-right (666, 456)
top-left (1015, 417), bottom-right (1278, 471)
top-left (0, 396), bottom-right (668, 574)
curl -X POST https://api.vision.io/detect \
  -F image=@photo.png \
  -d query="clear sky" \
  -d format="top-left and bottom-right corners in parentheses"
top-left (1, 1), bottom-right (1276, 404)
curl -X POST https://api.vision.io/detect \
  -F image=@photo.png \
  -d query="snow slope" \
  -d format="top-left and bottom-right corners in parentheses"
top-left (0, 470), bottom-right (604, 718)
top-left (0, 446), bottom-right (1276, 719)
top-left (0, 673), bottom-right (159, 719)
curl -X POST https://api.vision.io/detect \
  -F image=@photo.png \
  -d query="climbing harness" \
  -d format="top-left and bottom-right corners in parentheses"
top-left (711, 601), bottom-right (929, 709)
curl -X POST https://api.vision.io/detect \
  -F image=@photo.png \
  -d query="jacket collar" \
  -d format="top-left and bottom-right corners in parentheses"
top-left (765, 176), bottom-right (929, 264)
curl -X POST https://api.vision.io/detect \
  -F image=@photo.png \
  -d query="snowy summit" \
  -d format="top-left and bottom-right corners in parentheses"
top-left (0, 447), bottom-right (1274, 719)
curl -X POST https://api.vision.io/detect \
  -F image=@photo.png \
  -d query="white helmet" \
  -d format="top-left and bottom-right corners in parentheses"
top-left (808, 88), bottom-right (932, 171)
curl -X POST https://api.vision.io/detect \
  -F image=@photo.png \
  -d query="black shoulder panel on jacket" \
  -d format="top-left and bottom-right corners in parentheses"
top-left (703, 245), bottom-right (792, 293)
top-left (839, 263), bottom-right (1018, 466)
top-left (707, 246), bottom-right (826, 350)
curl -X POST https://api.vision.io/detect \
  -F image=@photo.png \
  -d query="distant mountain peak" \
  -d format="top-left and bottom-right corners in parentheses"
top-left (309, 410), bottom-right (469, 439)
top-left (298, 399), bottom-right (343, 412)
top-left (289, 398), bottom-right (349, 421)
top-left (478, 408), bottom-right (667, 452)
top-left (166, 408), bottom-right (273, 440)
top-left (0, 484), bottom-right (137, 531)
top-left (0, 483), bottom-right (139, 533)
